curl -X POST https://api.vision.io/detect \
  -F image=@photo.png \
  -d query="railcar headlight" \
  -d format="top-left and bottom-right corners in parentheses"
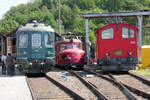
top-left (67, 56), bottom-right (72, 60)
top-left (94, 62), bottom-right (97, 65)
top-left (41, 62), bottom-right (44, 65)
top-left (15, 64), bottom-right (18, 67)
top-left (128, 52), bottom-right (133, 55)
top-left (29, 62), bottom-right (32, 65)
top-left (105, 53), bottom-right (109, 56)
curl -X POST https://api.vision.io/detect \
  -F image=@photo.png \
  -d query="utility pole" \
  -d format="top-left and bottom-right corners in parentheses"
top-left (58, 0), bottom-right (61, 34)
top-left (85, 19), bottom-right (90, 65)
top-left (137, 16), bottom-right (143, 61)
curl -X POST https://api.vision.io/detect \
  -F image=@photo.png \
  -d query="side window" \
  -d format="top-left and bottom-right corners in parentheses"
top-left (101, 28), bottom-right (114, 39)
top-left (19, 34), bottom-right (28, 48)
top-left (122, 27), bottom-right (134, 38)
top-left (45, 32), bottom-right (54, 48)
top-left (32, 34), bottom-right (41, 47)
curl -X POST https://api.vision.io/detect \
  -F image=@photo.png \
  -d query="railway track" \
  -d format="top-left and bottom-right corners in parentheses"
top-left (68, 70), bottom-right (108, 100)
top-left (47, 71), bottom-right (97, 100)
top-left (25, 68), bottom-right (150, 100)
top-left (85, 69), bottom-right (150, 100)
top-left (77, 70), bottom-right (136, 100)
top-left (108, 72), bottom-right (150, 99)
top-left (26, 74), bottom-right (84, 100)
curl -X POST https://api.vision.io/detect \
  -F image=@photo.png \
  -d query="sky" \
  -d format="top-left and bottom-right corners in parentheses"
top-left (0, 0), bottom-right (28, 19)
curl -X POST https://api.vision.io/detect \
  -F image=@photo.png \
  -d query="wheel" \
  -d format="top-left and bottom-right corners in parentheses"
top-left (65, 65), bottom-right (71, 70)
top-left (76, 65), bottom-right (84, 70)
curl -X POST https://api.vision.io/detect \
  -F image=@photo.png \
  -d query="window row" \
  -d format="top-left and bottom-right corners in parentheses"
top-left (59, 44), bottom-right (82, 51)
top-left (101, 27), bottom-right (135, 39)
top-left (19, 31), bottom-right (54, 48)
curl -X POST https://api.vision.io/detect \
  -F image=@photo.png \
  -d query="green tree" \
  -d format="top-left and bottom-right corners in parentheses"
top-left (1, 0), bottom-right (150, 45)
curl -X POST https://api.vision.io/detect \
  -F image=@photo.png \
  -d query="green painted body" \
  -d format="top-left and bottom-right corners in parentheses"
top-left (16, 22), bottom-right (55, 73)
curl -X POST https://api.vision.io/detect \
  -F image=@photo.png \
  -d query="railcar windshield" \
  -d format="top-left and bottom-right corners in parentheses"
top-left (101, 28), bottom-right (114, 39)
top-left (59, 44), bottom-right (81, 51)
top-left (19, 33), bottom-right (28, 48)
top-left (122, 27), bottom-right (134, 38)
top-left (44, 32), bottom-right (54, 48)
top-left (32, 32), bottom-right (42, 47)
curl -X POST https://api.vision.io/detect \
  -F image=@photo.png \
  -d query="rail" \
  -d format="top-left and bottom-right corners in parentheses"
top-left (45, 74), bottom-right (85, 100)
top-left (128, 72), bottom-right (150, 86)
top-left (108, 73), bottom-right (150, 99)
top-left (25, 76), bottom-right (37, 100)
top-left (69, 70), bottom-right (109, 100)
top-left (84, 69), bottom-right (137, 100)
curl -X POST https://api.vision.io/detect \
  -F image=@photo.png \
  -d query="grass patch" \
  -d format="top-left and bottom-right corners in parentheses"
top-left (131, 69), bottom-right (150, 77)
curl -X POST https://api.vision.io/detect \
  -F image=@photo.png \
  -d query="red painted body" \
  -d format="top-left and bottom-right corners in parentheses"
top-left (96, 23), bottom-right (138, 59)
top-left (55, 41), bottom-right (85, 68)
top-left (96, 23), bottom-right (138, 71)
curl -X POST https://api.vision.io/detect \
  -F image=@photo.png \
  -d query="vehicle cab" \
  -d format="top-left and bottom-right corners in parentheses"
top-left (55, 39), bottom-right (85, 69)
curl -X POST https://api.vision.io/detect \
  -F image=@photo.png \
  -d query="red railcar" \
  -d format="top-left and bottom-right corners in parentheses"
top-left (96, 23), bottom-right (138, 71)
top-left (55, 39), bottom-right (85, 69)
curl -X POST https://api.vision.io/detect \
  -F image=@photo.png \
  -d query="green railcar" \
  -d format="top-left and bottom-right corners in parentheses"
top-left (16, 20), bottom-right (55, 73)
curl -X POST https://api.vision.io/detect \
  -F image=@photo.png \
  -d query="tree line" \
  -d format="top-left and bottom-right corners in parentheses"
top-left (0, 0), bottom-right (150, 44)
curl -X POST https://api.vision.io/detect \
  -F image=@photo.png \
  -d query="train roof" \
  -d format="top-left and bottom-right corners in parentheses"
top-left (17, 22), bottom-right (54, 32)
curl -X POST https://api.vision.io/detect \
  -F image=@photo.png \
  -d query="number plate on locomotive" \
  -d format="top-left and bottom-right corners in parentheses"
top-left (115, 50), bottom-right (122, 56)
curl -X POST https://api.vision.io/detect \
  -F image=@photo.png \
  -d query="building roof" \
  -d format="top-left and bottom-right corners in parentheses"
top-left (5, 28), bottom-right (18, 37)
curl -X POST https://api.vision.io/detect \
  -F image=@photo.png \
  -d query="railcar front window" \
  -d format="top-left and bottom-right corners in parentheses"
top-left (19, 34), bottom-right (28, 48)
top-left (67, 44), bottom-right (78, 49)
top-left (32, 33), bottom-right (41, 47)
top-left (45, 32), bottom-right (54, 48)
top-left (122, 27), bottom-right (134, 38)
top-left (101, 28), bottom-right (114, 39)
top-left (59, 44), bottom-right (79, 51)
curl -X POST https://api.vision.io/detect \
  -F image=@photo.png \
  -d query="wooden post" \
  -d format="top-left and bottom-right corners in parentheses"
top-left (137, 15), bottom-right (143, 63)
top-left (1, 36), bottom-right (4, 54)
top-left (7, 37), bottom-right (12, 55)
top-left (85, 19), bottom-right (90, 65)
top-left (0, 36), bottom-right (2, 55)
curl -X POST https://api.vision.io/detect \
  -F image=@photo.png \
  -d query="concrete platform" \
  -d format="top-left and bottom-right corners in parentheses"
top-left (0, 67), bottom-right (32, 100)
